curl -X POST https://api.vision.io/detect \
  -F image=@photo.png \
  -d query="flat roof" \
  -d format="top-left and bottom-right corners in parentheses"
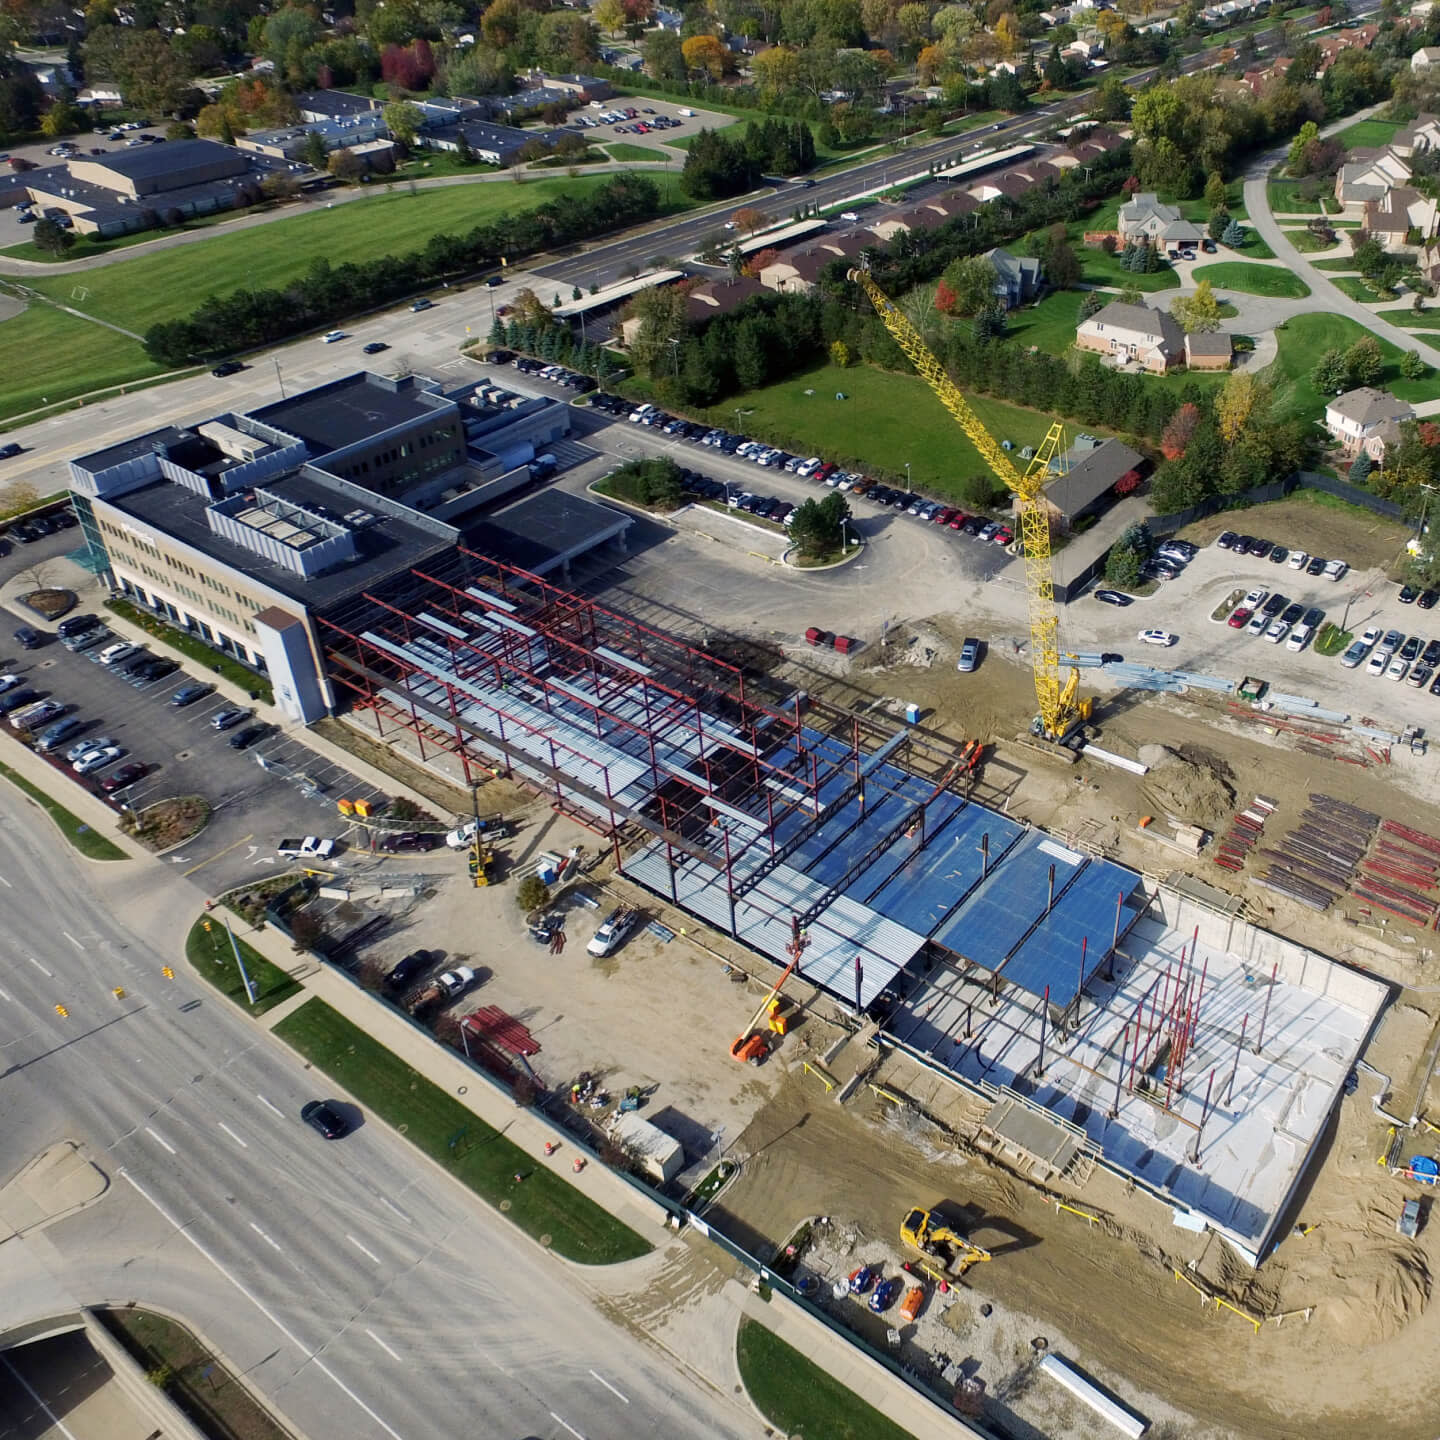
top-left (461, 490), bottom-right (630, 575)
top-left (734, 218), bottom-right (827, 255)
top-left (251, 373), bottom-right (447, 454)
top-left (81, 137), bottom-right (241, 182)
top-left (552, 270), bottom-right (685, 318)
top-left (72, 425), bottom-right (194, 475)
top-left (103, 468), bottom-right (455, 613)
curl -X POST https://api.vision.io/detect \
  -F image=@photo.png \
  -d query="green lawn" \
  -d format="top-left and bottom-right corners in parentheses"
top-left (1312, 257), bottom-right (1360, 271)
top-left (1231, 233), bottom-right (1276, 260)
top-left (1332, 276), bottom-right (1385, 303)
top-left (1269, 313), bottom-right (1440, 422)
top-left (106, 597), bottom-right (273, 702)
top-left (736, 1319), bottom-right (917, 1440)
top-left (1189, 261), bottom-right (1309, 298)
top-left (273, 998), bottom-right (652, 1265)
top-left (0, 757), bottom-right (127, 860)
top-left (604, 142), bottom-right (666, 162)
top-left (1267, 180), bottom-right (1323, 214)
top-left (698, 361), bottom-right (1057, 499)
top-left (185, 914), bottom-right (300, 1016)
top-left (1004, 289), bottom-right (1084, 355)
top-left (0, 299), bottom-right (166, 422)
top-left (1284, 228), bottom-right (1341, 253)
top-left (1333, 118), bottom-right (1401, 150)
top-left (1376, 307), bottom-right (1440, 328)
top-left (26, 177), bottom-right (642, 336)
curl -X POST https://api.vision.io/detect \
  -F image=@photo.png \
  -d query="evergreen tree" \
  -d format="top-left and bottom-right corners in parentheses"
top-left (1349, 450), bottom-right (1374, 484)
top-left (1221, 218), bottom-right (1246, 248)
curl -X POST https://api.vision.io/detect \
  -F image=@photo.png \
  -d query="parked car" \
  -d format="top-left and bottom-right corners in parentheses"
top-left (1289, 550), bottom-right (1310, 571)
top-left (1401, 635), bottom-right (1424, 663)
top-left (1388, 654), bottom-right (1411, 682)
top-left (228, 722), bottom-right (272, 750)
top-left (210, 706), bottom-right (250, 731)
top-left (1137, 629), bottom-right (1177, 647)
top-left (1420, 590), bottom-right (1440, 611)
top-left (35, 716), bottom-right (83, 752)
top-left (1245, 611), bottom-right (1269, 637)
top-left (957, 637), bottom-right (981, 673)
top-left (1366, 649), bottom-right (1393, 677)
top-left (56, 614), bottom-right (99, 640)
top-left (73, 743), bottom-right (123, 774)
top-left (1228, 607), bottom-right (1253, 630)
top-left (1094, 590), bottom-right (1133, 608)
top-left (1399, 584), bottom-right (1420, 604)
top-left (102, 761), bottom-right (148, 793)
top-left (97, 642), bottom-right (139, 666)
top-left (1265, 619), bottom-right (1290, 644)
top-left (383, 950), bottom-right (432, 992)
top-left (170, 681), bottom-right (215, 707)
top-left (380, 830), bottom-right (440, 853)
top-left (1215, 531), bottom-right (1239, 550)
top-left (587, 905), bottom-right (641, 958)
top-left (13, 626), bottom-right (43, 651)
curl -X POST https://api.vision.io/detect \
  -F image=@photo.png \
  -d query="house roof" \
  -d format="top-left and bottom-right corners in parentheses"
top-left (1119, 191), bottom-right (1181, 226)
top-left (882, 205), bottom-right (946, 231)
top-left (1081, 300), bottom-right (1184, 350)
top-left (684, 275), bottom-right (765, 319)
top-left (986, 247), bottom-right (1040, 285)
top-left (815, 229), bottom-right (879, 257)
top-left (1327, 386), bottom-right (1416, 428)
top-left (1185, 331), bottom-right (1233, 356)
top-left (925, 188), bottom-right (979, 216)
top-left (1044, 439), bottom-right (1145, 519)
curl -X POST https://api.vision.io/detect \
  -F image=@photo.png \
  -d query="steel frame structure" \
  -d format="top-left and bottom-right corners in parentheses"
top-left (317, 545), bottom-right (974, 973)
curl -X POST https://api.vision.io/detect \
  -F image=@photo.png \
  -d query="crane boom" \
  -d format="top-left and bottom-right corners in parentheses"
top-left (848, 265), bottom-right (1081, 738)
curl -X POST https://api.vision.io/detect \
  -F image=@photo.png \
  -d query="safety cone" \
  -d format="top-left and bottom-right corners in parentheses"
top-left (573, 1157), bottom-right (586, 1173)
top-left (544, 1141), bottom-right (558, 1156)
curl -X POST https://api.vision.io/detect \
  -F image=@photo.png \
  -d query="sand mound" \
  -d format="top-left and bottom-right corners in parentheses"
top-left (1307, 1236), bottom-right (1431, 1345)
top-left (1139, 746), bottom-right (1236, 828)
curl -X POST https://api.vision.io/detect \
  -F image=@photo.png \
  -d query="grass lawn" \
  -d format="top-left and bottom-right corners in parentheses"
top-left (1004, 289), bottom-right (1084, 355)
top-left (273, 998), bottom-right (651, 1264)
top-left (604, 142), bottom-right (666, 162)
top-left (1284, 228), bottom-right (1340, 253)
top-left (1332, 276), bottom-right (1386, 303)
top-left (185, 914), bottom-right (300, 1016)
top-left (1334, 118), bottom-right (1401, 150)
top-left (0, 756), bottom-right (126, 860)
top-left (700, 361), bottom-right (1057, 498)
top-left (1189, 261), bottom-right (1309, 298)
top-left (1176, 181), bottom-right (1248, 223)
top-left (1269, 313), bottom-right (1440, 422)
top-left (0, 299), bottom-right (166, 422)
top-left (1376, 307), bottom-right (1440, 328)
top-left (1312, 257), bottom-right (1359, 271)
top-left (1232, 234), bottom-right (1276, 260)
top-left (736, 1319), bottom-right (917, 1440)
top-left (1267, 180), bottom-right (1323, 214)
top-left (26, 177), bottom-right (646, 336)
top-left (107, 597), bottom-right (273, 702)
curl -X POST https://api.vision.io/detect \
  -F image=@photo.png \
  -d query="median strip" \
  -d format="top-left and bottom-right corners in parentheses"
top-left (272, 997), bottom-right (651, 1265)
top-left (0, 758), bottom-right (126, 860)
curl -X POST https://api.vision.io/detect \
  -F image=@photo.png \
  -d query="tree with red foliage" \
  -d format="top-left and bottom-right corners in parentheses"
top-left (381, 40), bottom-right (435, 92)
top-left (1160, 402), bottom-right (1200, 461)
top-left (935, 279), bottom-right (958, 315)
top-left (1121, 175), bottom-right (1141, 196)
top-left (1421, 422), bottom-right (1440, 448)
top-left (315, 62), bottom-right (333, 89)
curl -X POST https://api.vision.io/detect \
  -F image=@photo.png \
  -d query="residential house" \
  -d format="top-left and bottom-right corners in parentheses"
top-left (1324, 387), bottom-right (1416, 462)
top-left (1362, 186), bottom-right (1439, 248)
top-left (1075, 300), bottom-right (1184, 373)
top-left (1394, 113), bottom-right (1440, 155)
top-left (1184, 332), bottom-right (1233, 371)
top-left (1033, 438), bottom-right (1146, 530)
top-left (867, 204), bottom-right (948, 241)
top-left (1413, 45), bottom-right (1440, 69)
top-left (923, 189), bottom-right (980, 220)
top-left (1116, 192), bottom-right (1205, 246)
top-left (1315, 25), bottom-right (1379, 73)
top-left (813, 229), bottom-right (882, 260)
top-left (1334, 146), bottom-right (1412, 205)
top-left (968, 169), bottom-right (1036, 203)
top-left (756, 248), bottom-right (834, 295)
top-left (683, 275), bottom-right (766, 323)
top-left (986, 248), bottom-right (1042, 308)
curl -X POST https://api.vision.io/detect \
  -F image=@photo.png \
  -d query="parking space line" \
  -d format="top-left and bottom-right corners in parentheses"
top-left (182, 833), bottom-right (254, 876)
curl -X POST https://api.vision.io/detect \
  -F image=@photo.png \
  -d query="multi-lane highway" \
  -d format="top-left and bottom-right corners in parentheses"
top-left (0, 797), bottom-right (758, 1440)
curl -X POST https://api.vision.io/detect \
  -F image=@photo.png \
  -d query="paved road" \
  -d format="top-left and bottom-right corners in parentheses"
top-left (0, 799), bottom-right (757, 1440)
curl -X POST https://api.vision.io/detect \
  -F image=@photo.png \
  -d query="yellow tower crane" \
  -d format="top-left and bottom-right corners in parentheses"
top-left (849, 264), bottom-right (1087, 741)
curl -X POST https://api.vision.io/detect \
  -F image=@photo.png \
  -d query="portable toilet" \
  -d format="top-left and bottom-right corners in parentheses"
top-left (905, 703), bottom-right (920, 725)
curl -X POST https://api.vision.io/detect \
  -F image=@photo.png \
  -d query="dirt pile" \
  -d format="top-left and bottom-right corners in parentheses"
top-left (1287, 1224), bottom-right (1433, 1346)
top-left (1139, 745), bottom-right (1236, 829)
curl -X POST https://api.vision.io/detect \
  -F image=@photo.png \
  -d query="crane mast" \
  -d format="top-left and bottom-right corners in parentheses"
top-left (848, 264), bottom-right (1083, 738)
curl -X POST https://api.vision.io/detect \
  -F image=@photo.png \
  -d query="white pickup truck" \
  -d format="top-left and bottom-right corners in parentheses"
top-left (277, 836), bottom-right (338, 861)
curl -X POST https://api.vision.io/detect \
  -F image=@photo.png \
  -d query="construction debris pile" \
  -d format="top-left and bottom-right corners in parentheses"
top-left (1213, 794), bottom-right (1277, 874)
top-left (1255, 795), bottom-right (1378, 912)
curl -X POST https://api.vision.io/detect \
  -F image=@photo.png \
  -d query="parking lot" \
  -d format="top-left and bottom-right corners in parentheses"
top-left (570, 99), bottom-right (735, 157)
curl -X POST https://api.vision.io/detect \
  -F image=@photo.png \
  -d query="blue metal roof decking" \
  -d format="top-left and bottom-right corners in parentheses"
top-left (1002, 860), bottom-right (1142, 1008)
top-left (933, 831), bottom-right (1086, 974)
top-left (872, 802), bottom-right (1024, 936)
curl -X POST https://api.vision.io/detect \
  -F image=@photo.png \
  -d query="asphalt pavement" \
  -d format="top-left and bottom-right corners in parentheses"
top-left (0, 795), bottom-right (760, 1440)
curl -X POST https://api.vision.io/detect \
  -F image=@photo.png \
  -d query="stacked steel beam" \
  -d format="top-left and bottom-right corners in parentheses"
top-left (1257, 794), bottom-right (1377, 912)
top-left (1213, 794), bottom-right (1277, 874)
top-left (1354, 819), bottom-right (1440, 926)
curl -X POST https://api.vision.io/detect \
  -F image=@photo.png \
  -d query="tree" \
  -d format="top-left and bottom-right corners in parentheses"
top-left (1344, 335), bottom-right (1383, 387)
top-left (1042, 236), bottom-right (1080, 291)
top-left (31, 218), bottom-right (74, 257)
top-left (41, 95), bottom-right (85, 138)
top-left (1221, 218), bottom-right (1246, 248)
top-left (303, 129), bottom-right (328, 171)
top-left (84, 29), bottom-right (194, 116)
top-left (595, 0), bottom-right (627, 34)
top-left (643, 30), bottom-right (687, 84)
top-left (1203, 171), bottom-right (1227, 211)
top-left (733, 207), bottom-right (771, 235)
top-left (830, 338), bottom-right (851, 367)
top-left (1078, 291), bottom-right (1105, 321)
top-left (1160, 402), bottom-right (1201, 460)
top-left (1311, 349), bottom-right (1349, 395)
top-left (1171, 279), bottom-right (1222, 334)
top-left (916, 43), bottom-right (948, 84)
top-left (1349, 450), bottom-right (1375, 483)
top-left (1089, 74), bottom-right (1131, 121)
top-left (328, 147), bottom-right (363, 182)
top-left (1215, 371), bottom-right (1266, 444)
top-left (938, 255), bottom-right (997, 317)
top-left (1288, 120), bottom-right (1319, 175)
top-left (624, 281), bottom-right (689, 376)
top-left (682, 34), bottom-right (732, 82)
top-left (1207, 210), bottom-right (1230, 242)
top-left (1402, 349), bottom-right (1429, 381)
top-left (789, 491), bottom-right (850, 558)
top-left (516, 875), bottom-right (550, 913)
top-left (1105, 522), bottom-right (1151, 587)
top-left (383, 100), bottom-right (424, 148)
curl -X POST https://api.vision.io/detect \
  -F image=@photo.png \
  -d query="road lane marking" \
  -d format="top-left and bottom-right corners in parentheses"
top-left (182, 832), bottom-right (255, 877)
top-left (256, 1094), bottom-right (285, 1118)
top-left (378, 1196), bottom-right (412, 1224)
top-left (217, 1122), bottom-right (248, 1148)
top-left (0, 986), bottom-right (10, 1002)
top-left (550, 1412), bottom-right (586, 1440)
top-left (346, 1233), bottom-right (381, 1264)
top-left (588, 1371), bottom-right (629, 1404)
top-left (62, 933), bottom-right (84, 950)
top-left (366, 1328), bottom-right (402, 1361)
top-left (2, 1353), bottom-right (80, 1440)
top-left (0, 874), bottom-right (12, 887)
top-left (249, 1221), bottom-right (282, 1252)
top-left (27, 957), bottom-right (52, 977)
top-left (145, 1127), bottom-right (176, 1155)
top-left (119, 1171), bottom-right (406, 1440)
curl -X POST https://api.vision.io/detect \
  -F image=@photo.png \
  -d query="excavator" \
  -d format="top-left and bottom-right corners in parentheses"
top-left (900, 1206), bottom-right (992, 1282)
